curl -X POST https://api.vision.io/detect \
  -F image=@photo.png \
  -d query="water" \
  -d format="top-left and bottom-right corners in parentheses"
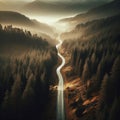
top-left (56, 37), bottom-right (65, 120)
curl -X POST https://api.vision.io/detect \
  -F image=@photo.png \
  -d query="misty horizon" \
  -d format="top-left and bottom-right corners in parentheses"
top-left (0, 0), bottom-right (113, 24)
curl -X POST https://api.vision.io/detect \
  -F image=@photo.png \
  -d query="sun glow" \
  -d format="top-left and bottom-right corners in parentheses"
top-left (29, 16), bottom-right (57, 25)
top-left (27, 15), bottom-right (73, 33)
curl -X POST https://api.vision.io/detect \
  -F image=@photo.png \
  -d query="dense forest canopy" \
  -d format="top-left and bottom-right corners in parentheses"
top-left (62, 13), bottom-right (120, 120)
top-left (0, 0), bottom-right (120, 120)
top-left (0, 24), bottom-right (58, 120)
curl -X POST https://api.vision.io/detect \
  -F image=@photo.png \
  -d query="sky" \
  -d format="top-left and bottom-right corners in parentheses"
top-left (0, 0), bottom-right (29, 1)
top-left (0, 0), bottom-right (113, 2)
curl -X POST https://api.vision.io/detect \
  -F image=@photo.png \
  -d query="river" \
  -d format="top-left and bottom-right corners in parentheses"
top-left (56, 36), bottom-right (65, 120)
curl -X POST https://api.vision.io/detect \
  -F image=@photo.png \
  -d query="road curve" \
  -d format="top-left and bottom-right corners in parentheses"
top-left (56, 36), bottom-right (65, 120)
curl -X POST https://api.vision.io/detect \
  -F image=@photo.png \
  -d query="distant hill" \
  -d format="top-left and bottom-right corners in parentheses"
top-left (61, 14), bottom-right (120, 41)
top-left (60, 0), bottom-right (120, 25)
top-left (23, 0), bottom-right (107, 16)
top-left (0, 1), bottom-right (28, 11)
top-left (0, 11), bottom-right (33, 26)
top-left (0, 11), bottom-right (55, 38)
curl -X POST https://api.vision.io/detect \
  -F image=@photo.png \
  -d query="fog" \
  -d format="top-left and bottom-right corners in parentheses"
top-left (0, 0), bottom-right (112, 25)
top-left (0, 0), bottom-right (114, 40)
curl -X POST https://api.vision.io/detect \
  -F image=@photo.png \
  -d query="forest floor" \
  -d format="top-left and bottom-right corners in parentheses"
top-left (44, 46), bottom-right (99, 120)
top-left (61, 47), bottom-right (99, 120)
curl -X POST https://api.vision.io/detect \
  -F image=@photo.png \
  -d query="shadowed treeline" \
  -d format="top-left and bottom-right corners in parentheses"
top-left (0, 24), bottom-right (58, 120)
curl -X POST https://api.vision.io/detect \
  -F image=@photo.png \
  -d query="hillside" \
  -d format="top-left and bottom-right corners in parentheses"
top-left (0, 11), bottom-right (33, 26)
top-left (0, 11), bottom-right (55, 39)
top-left (61, 14), bottom-right (120, 41)
top-left (61, 13), bottom-right (120, 120)
top-left (60, 0), bottom-right (120, 25)
top-left (0, 24), bottom-right (58, 120)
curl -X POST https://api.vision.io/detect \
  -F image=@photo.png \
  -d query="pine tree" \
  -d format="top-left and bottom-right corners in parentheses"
top-left (109, 97), bottom-right (120, 120)
top-left (82, 58), bottom-right (91, 87)
top-left (110, 56), bottom-right (120, 98)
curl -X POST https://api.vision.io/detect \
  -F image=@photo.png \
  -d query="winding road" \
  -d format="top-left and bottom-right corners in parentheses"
top-left (56, 36), bottom-right (65, 120)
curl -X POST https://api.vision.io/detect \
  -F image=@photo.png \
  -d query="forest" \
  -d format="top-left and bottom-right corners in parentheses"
top-left (0, 0), bottom-right (120, 120)
top-left (0, 24), bottom-right (58, 120)
top-left (62, 14), bottom-right (120, 120)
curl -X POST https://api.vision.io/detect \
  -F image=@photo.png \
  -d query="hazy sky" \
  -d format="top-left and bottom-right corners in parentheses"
top-left (0, 0), bottom-right (29, 1)
top-left (0, 0), bottom-right (113, 2)
top-left (0, 0), bottom-right (113, 24)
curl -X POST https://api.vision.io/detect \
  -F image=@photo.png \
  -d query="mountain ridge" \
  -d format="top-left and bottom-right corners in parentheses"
top-left (0, 11), bottom-right (55, 40)
top-left (23, 0), bottom-right (108, 16)
top-left (59, 0), bottom-right (120, 25)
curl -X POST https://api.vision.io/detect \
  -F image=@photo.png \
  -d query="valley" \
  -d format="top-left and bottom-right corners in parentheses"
top-left (0, 0), bottom-right (120, 120)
